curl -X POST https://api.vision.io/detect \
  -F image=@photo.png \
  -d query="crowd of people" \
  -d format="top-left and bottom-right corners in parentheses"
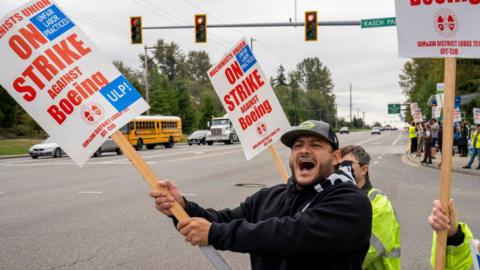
top-left (409, 119), bottom-right (480, 169)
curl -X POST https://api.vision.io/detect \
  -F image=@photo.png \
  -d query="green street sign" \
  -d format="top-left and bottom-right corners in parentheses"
top-left (361, 17), bottom-right (396, 29)
top-left (388, 103), bottom-right (401, 114)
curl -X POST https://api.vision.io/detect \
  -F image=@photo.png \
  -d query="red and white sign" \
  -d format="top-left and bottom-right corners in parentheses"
top-left (0, 0), bottom-right (149, 166)
top-left (410, 103), bottom-right (424, 123)
top-left (454, 108), bottom-right (462, 123)
top-left (474, 108), bottom-right (480, 124)
top-left (208, 38), bottom-right (291, 160)
top-left (395, 1), bottom-right (480, 58)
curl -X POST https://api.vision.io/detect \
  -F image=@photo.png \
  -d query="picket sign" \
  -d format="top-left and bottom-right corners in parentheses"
top-left (394, 0), bottom-right (480, 267)
top-left (435, 58), bottom-right (456, 270)
top-left (207, 38), bottom-right (291, 183)
top-left (0, 1), bottom-right (230, 269)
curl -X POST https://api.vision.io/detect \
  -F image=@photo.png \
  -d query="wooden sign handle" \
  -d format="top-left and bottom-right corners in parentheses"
top-left (268, 145), bottom-right (289, 182)
top-left (111, 131), bottom-right (189, 222)
top-left (434, 57), bottom-right (456, 270)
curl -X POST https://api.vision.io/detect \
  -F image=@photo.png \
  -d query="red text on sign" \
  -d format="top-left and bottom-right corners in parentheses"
top-left (223, 66), bottom-right (265, 111)
top-left (11, 27), bottom-right (92, 102)
top-left (410, 0), bottom-right (480, 6)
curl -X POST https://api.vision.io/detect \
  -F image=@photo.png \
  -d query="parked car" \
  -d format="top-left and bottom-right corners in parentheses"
top-left (188, 130), bottom-right (209, 145)
top-left (339, 127), bottom-right (349, 134)
top-left (371, 127), bottom-right (381, 135)
top-left (93, 138), bottom-right (122, 157)
top-left (29, 137), bottom-right (64, 159)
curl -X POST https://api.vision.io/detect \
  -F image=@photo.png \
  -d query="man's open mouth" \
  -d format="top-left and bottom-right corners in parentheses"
top-left (298, 158), bottom-right (316, 172)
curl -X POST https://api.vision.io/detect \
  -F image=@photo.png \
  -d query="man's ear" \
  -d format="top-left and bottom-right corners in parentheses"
top-left (361, 164), bottom-right (369, 177)
top-left (332, 149), bottom-right (341, 165)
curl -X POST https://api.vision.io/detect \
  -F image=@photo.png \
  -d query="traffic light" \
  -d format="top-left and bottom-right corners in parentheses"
top-left (195, 14), bottom-right (207, 43)
top-left (130, 16), bottom-right (142, 44)
top-left (304, 11), bottom-right (318, 41)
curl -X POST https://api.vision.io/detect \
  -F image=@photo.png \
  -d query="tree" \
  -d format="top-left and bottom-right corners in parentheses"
top-left (148, 70), bottom-right (177, 115)
top-left (275, 65), bottom-right (287, 86)
top-left (199, 92), bottom-right (222, 129)
top-left (151, 40), bottom-right (185, 81)
top-left (185, 51), bottom-right (212, 83)
top-left (174, 81), bottom-right (196, 134)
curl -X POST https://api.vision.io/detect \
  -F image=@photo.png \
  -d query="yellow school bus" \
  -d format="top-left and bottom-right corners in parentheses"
top-left (120, 115), bottom-right (183, 150)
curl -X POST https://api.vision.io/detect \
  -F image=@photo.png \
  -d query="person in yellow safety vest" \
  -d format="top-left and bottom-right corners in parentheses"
top-left (462, 125), bottom-right (480, 169)
top-left (340, 145), bottom-right (401, 270)
top-left (428, 199), bottom-right (479, 269)
top-left (409, 122), bottom-right (418, 154)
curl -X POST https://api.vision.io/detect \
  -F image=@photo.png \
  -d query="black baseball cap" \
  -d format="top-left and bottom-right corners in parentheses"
top-left (281, 120), bottom-right (339, 150)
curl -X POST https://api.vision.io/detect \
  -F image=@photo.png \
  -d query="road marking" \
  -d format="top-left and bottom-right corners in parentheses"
top-left (182, 193), bottom-right (197, 197)
top-left (378, 156), bottom-right (383, 159)
top-left (171, 149), bottom-right (243, 162)
top-left (373, 142), bottom-right (382, 145)
top-left (0, 192), bottom-right (4, 195)
top-left (374, 161), bottom-right (379, 164)
top-left (194, 151), bottom-right (205, 155)
top-left (392, 132), bottom-right (402, 146)
top-left (78, 191), bottom-right (103, 194)
top-left (356, 133), bottom-right (389, 145)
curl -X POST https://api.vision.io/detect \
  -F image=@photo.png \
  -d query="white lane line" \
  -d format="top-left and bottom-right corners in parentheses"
top-left (374, 161), bottom-right (379, 164)
top-left (78, 191), bottom-right (103, 194)
top-left (392, 132), bottom-right (402, 146)
top-left (373, 142), bottom-right (382, 145)
top-left (0, 192), bottom-right (4, 195)
top-left (356, 133), bottom-right (389, 146)
top-left (181, 193), bottom-right (197, 197)
top-left (171, 149), bottom-right (244, 162)
top-left (378, 156), bottom-right (383, 159)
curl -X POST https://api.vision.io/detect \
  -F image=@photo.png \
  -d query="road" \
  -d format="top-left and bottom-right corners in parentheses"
top-left (1, 130), bottom-right (479, 269)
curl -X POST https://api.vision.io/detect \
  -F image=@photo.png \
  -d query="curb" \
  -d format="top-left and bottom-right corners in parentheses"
top-left (405, 153), bottom-right (480, 177)
top-left (0, 154), bottom-right (29, 160)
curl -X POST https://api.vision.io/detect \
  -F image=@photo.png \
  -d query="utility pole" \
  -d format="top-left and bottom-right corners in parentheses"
top-left (250, 37), bottom-right (256, 51)
top-left (144, 45), bottom-right (149, 115)
top-left (349, 83), bottom-right (352, 129)
top-left (335, 103), bottom-right (338, 129)
top-left (363, 111), bottom-right (365, 129)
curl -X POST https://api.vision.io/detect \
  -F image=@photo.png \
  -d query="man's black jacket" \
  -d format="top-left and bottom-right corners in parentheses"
top-left (182, 173), bottom-right (372, 270)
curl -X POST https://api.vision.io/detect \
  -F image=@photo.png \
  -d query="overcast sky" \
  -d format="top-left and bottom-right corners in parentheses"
top-left (0, 0), bottom-right (408, 126)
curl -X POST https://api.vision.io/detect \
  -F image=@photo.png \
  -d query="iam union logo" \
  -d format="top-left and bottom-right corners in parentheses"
top-left (81, 102), bottom-right (105, 126)
top-left (256, 122), bottom-right (268, 137)
top-left (434, 8), bottom-right (459, 38)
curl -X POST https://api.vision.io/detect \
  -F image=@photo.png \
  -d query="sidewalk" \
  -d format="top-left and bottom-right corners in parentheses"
top-left (407, 151), bottom-right (480, 177)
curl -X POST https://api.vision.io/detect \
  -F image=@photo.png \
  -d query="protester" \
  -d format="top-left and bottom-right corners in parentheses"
top-left (150, 120), bottom-right (372, 270)
top-left (430, 118), bottom-right (440, 150)
top-left (422, 123), bottom-right (433, 164)
top-left (340, 145), bottom-right (400, 270)
top-left (409, 122), bottom-right (418, 154)
top-left (459, 121), bottom-right (469, 157)
top-left (462, 124), bottom-right (480, 169)
top-left (428, 199), bottom-right (479, 269)
top-left (416, 123), bottom-right (425, 158)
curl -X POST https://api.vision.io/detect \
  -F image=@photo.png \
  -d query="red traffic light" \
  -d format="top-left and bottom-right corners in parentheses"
top-left (130, 16), bottom-right (142, 45)
top-left (304, 11), bottom-right (317, 42)
top-left (194, 14), bottom-right (207, 43)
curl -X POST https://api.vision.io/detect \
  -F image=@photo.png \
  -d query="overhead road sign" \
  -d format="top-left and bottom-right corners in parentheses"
top-left (361, 17), bottom-right (396, 29)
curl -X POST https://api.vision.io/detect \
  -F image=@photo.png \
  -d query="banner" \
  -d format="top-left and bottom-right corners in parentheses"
top-left (0, 0), bottom-right (149, 166)
top-left (434, 106), bottom-right (442, 119)
top-left (208, 38), bottom-right (291, 160)
top-left (474, 108), bottom-right (480, 124)
top-left (454, 108), bottom-right (462, 123)
top-left (395, 1), bottom-right (480, 58)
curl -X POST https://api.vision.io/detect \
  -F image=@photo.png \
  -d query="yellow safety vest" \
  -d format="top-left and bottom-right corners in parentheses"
top-left (409, 126), bottom-right (417, 139)
top-left (430, 222), bottom-right (473, 270)
top-left (362, 188), bottom-right (401, 270)
top-left (472, 131), bottom-right (480, 148)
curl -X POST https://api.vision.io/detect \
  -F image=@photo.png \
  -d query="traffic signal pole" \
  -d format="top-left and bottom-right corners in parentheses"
top-left (142, 20), bottom-right (361, 30)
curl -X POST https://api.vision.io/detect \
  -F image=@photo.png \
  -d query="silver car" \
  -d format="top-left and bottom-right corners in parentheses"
top-left (93, 138), bottom-right (122, 157)
top-left (29, 138), bottom-right (64, 159)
